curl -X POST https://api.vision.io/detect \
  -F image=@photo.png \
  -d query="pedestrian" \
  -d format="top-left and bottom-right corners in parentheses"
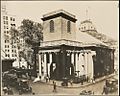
top-left (102, 85), bottom-right (108, 95)
top-left (81, 77), bottom-right (84, 85)
top-left (70, 79), bottom-right (73, 86)
top-left (54, 82), bottom-right (57, 92)
top-left (91, 78), bottom-right (95, 84)
top-left (93, 75), bottom-right (95, 83)
top-left (47, 75), bottom-right (50, 82)
top-left (32, 92), bottom-right (35, 95)
top-left (53, 81), bottom-right (57, 92)
top-left (45, 76), bottom-right (48, 83)
top-left (81, 80), bottom-right (83, 85)
top-left (28, 71), bottom-right (32, 80)
top-left (105, 80), bottom-right (109, 87)
top-left (86, 76), bottom-right (89, 82)
top-left (39, 76), bottom-right (41, 81)
top-left (53, 81), bottom-right (54, 92)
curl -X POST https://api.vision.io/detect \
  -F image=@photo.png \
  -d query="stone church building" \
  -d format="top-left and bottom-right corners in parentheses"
top-left (37, 9), bottom-right (114, 80)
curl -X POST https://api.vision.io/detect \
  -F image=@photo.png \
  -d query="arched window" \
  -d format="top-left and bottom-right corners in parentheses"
top-left (50, 20), bottom-right (54, 32)
top-left (67, 21), bottom-right (71, 33)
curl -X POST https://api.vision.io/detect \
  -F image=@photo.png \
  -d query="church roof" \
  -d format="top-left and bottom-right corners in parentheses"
top-left (76, 30), bottom-right (108, 47)
top-left (81, 19), bottom-right (92, 24)
top-left (40, 31), bottom-right (108, 48)
top-left (41, 9), bottom-right (77, 22)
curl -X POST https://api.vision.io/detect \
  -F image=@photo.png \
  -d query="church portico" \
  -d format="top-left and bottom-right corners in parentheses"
top-left (38, 45), bottom-right (96, 80)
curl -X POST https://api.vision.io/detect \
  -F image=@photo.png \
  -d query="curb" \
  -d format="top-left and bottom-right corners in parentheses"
top-left (34, 74), bottom-right (116, 88)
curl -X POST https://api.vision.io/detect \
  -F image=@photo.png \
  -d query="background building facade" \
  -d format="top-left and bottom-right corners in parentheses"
top-left (1, 5), bottom-right (18, 60)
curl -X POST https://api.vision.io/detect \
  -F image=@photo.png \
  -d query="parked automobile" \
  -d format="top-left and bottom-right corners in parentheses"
top-left (2, 72), bottom-right (32, 94)
top-left (17, 79), bottom-right (32, 94)
top-left (73, 75), bottom-right (86, 84)
top-left (3, 73), bottom-right (18, 87)
top-left (61, 77), bottom-right (69, 86)
top-left (106, 78), bottom-right (118, 93)
top-left (80, 90), bottom-right (94, 95)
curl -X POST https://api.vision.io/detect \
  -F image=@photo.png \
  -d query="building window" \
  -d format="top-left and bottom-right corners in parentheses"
top-left (3, 16), bottom-right (5, 19)
top-left (6, 21), bottom-right (8, 25)
top-left (13, 18), bottom-right (15, 21)
top-left (4, 26), bottom-right (6, 29)
top-left (4, 21), bottom-right (6, 24)
top-left (8, 54), bottom-right (10, 57)
top-left (10, 17), bottom-right (12, 21)
top-left (67, 21), bottom-right (71, 33)
top-left (6, 16), bottom-right (8, 20)
top-left (84, 26), bottom-right (86, 30)
top-left (50, 20), bottom-right (54, 32)
top-left (5, 54), bottom-right (7, 57)
top-left (7, 26), bottom-right (8, 29)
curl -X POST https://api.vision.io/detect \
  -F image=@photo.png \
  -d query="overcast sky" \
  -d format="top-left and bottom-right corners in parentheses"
top-left (2, 1), bottom-right (119, 40)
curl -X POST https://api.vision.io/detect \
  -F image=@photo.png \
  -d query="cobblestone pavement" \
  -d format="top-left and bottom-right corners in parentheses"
top-left (1, 74), bottom-right (118, 95)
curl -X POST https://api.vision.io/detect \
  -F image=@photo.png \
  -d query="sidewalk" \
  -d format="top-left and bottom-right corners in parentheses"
top-left (34, 73), bottom-right (116, 88)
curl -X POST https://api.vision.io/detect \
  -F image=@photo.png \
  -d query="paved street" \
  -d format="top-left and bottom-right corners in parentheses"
top-left (2, 74), bottom-right (117, 95)
top-left (30, 76), bottom-right (118, 95)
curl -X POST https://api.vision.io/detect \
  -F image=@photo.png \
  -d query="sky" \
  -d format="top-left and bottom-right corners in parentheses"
top-left (1, 1), bottom-right (119, 40)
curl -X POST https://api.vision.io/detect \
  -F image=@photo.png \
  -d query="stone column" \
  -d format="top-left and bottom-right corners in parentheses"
top-left (80, 53), bottom-right (85, 76)
top-left (84, 52), bottom-right (88, 77)
top-left (75, 53), bottom-right (78, 71)
top-left (87, 51), bottom-right (95, 80)
top-left (56, 52), bottom-right (59, 79)
top-left (71, 52), bottom-right (74, 75)
top-left (38, 54), bottom-right (42, 76)
top-left (90, 52), bottom-right (94, 79)
top-left (48, 53), bottom-right (52, 77)
top-left (71, 52), bottom-right (74, 65)
top-left (62, 50), bottom-right (66, 77)
top-left (90, 51), bottom-right (95, 79)
top-left (78, 53), bottom-right (81, 73)
top-left (44, 53), bottom-right (47, 76)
